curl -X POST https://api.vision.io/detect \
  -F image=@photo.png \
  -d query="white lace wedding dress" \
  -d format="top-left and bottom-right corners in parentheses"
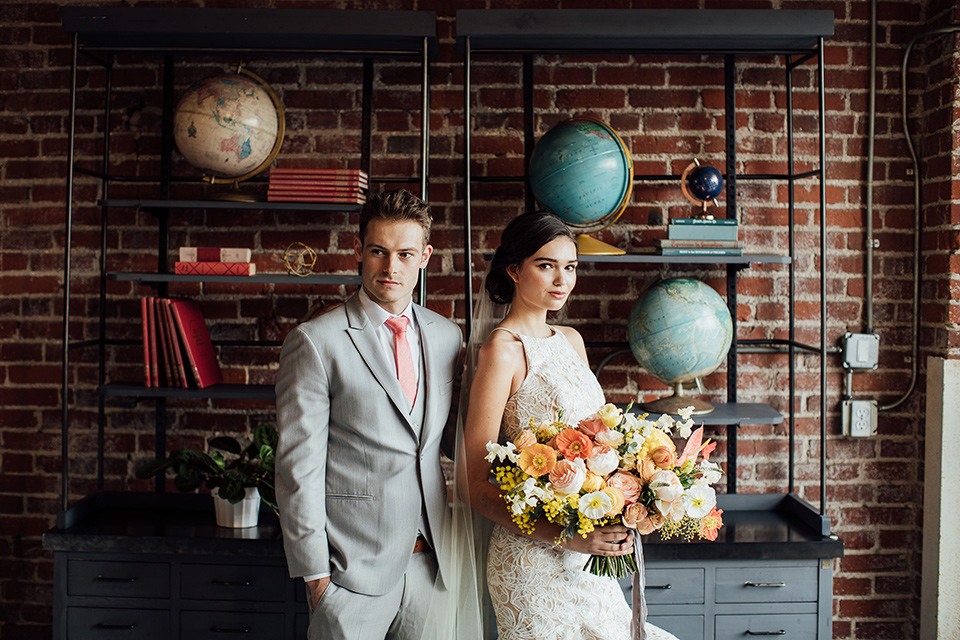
top-left (485, 327), bottom-right (678, 640)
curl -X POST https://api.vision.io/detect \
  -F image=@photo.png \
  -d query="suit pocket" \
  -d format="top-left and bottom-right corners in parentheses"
top-left (327, 493), bottom-right (375, 501)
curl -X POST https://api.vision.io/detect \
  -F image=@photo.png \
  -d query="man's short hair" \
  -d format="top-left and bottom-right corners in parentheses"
top-left (358, 189), bottom-right (432, 247)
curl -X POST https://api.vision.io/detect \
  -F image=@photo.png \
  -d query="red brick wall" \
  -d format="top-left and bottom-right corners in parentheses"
top-left (0, 1), bottom-right (955, 639)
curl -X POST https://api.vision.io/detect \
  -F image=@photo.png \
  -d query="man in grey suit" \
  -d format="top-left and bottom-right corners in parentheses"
top-left (275, 189), bottom-right (462, 640)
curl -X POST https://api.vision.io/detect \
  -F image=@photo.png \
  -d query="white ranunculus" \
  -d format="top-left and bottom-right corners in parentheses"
top-left (586, 446), bottom-right (620, 476)
top-left (683, 485), bottom-right (717, 519)
top-left (579, 490), bottom-right (614, 520)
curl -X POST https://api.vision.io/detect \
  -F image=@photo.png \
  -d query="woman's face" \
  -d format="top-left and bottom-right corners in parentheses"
top-left (508, 236), bottom-right (579, 312)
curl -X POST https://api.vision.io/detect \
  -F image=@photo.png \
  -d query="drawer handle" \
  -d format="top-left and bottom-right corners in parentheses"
top-left (210, 626), bottom-right (252, 634)
top-left (645, 584), bottom-right (672, 590)
top-left (212, 579), bottom-right (253, 587)
top-left (94, 623), bottom-right (137, 630)
top-left (744, 581), bottom-right (787, 588)
top-left (95, 575), bottom-right (138, 583)
top-left (746, 631), bottom-right (786, 636)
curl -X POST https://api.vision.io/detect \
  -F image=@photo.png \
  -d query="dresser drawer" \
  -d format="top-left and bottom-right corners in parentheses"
top-left (67, 607), bottom-right (170, 640)
top-left (180, 563), bottom-right (287, 602)
top-left (715, 566), bottom-right (818, 603)
top-left (648, 614), bottom-right (704, 640)
top-left (716, 613), bottom-right (818, 640)
top-left (644, 568), bottom-right (705, 604)
top-left (180, 611), bottom-right (285, 640)
top-left (67, 560), bottom-right (170, 599)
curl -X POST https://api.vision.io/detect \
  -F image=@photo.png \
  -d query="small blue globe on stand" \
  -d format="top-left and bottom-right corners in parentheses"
top-left (680, 159), bottom-right (724, 217)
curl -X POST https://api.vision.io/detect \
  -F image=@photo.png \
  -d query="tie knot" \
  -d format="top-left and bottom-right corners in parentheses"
top-left (385, 316), bottom-right (409, 336)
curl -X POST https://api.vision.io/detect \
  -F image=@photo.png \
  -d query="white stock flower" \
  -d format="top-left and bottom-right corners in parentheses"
top-left (682, 485), bottom-right (717, 519)
top-left (677, 419), bottom-right (694, 439)
top-left (485, 441), bottom-right (519, 464)
top-left (579, 490), bottom-right (614, 520)
top-left (695, 460), bottom-right (723, 485)
top-left (677, 406), bottom-right (696, 421)
top-left (655, 414), bottom-right (676, 433)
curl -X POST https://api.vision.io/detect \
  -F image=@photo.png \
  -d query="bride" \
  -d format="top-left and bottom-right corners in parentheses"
top-left (454, 211), bottom-right (679, 640)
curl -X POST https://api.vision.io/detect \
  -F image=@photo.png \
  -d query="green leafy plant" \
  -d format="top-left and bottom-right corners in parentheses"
top-left (136, 423), bottom-right (278, 511)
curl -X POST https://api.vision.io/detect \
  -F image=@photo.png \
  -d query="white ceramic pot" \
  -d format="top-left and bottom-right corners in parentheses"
top-left (214, 486), bottom-right (261, 528)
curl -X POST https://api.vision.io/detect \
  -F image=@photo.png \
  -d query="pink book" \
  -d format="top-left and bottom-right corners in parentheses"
top-left (168, 299), bottom-right (223, 389)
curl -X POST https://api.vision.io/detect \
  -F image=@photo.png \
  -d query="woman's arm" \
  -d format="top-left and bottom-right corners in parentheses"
top-left (460, 334), bottom-right (632, 556)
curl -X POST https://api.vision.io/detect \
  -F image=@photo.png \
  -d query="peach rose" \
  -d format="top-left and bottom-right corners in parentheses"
top-left (636, 512), bottom-right (665, 535)
top-left (548, 458), bottom-right (587, 496)
top-left (594, 428), bottom-right (624, 448)
top-left (622, 502), bottom-right (648, 529)
top-left (581, 471), bottom-right (604, 493)
top-left (602, 486), bottom-right (626, 517)
top-left (606, 471), bottom-right (642, 504)
top-left (650, 445), bottom-right (677, 470)
top-left (513, 429), bottom-right (537, 450)
top-left (577, 414), bottom-right (607, 438)
top-left (649, 469), bottom-right (684, 503)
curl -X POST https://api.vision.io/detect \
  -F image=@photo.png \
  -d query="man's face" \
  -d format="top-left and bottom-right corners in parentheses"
top-left (354, 218), bottom-right (433, 315)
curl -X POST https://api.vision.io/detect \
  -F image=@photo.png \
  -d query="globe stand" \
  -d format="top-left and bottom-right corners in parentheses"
top-left (576, 234), bottom-right (625, 256)
top-left (641, 381), bottom-right (715, 416)
top-left (204, 177), bottom-right (258, 203)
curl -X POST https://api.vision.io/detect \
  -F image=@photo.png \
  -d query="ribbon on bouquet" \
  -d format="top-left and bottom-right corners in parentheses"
top-left (631, 529), bottom-right (647, 640)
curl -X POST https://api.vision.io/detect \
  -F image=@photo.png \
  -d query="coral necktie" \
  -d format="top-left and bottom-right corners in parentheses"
top-left (384, 316), bottom-right (417, 407)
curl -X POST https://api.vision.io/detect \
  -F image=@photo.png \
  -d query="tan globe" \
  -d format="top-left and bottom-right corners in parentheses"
top-left (173, 71), bottom-right (282, 181)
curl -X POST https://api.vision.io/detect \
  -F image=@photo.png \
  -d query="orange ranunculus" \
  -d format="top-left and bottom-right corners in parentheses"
top-left (650, 445), bottom-right (676, 470)
top-left (622, 502), bottom-right (648, 529)
top-left (517, 443), bottom-right (557, 478)
top-left (513, 429), bottom-right (537, 450)
top-left (602, 486), bottom-right (626, 517)
top-left (700, 506), bottom-right (724, 541)
top-left (556, 428), bottom-right (593, 461)
top-left (606, 471), bottom-right (642, 504)
top-left (639, 427), bottom-right (676, 462)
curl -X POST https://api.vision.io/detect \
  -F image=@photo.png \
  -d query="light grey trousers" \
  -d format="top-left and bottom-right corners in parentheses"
top-left (307, 551), bottom-right (437, 640)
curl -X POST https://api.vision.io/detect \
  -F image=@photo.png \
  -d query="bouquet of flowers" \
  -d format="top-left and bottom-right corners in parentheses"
top-left (486, 403), bottom-right (724, 578)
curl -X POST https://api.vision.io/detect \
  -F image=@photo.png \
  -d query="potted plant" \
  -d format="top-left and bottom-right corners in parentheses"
top-left (136, 423), bottom-right (278, 527)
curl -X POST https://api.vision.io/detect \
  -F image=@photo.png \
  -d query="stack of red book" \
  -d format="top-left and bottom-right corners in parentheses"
top-left (174, 247), bottom-right (256, 276)
top-left (267, 167), bottom-right (368, 204)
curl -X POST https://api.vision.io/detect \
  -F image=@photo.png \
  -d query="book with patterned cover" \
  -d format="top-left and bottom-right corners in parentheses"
top-left (174, 261), bottom-right (257, 276)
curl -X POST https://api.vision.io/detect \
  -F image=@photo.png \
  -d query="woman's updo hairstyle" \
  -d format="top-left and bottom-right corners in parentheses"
top-left (485, 211), bottom-right (576, 305)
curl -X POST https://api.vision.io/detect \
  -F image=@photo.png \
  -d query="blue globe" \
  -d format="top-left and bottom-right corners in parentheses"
top-left (628, 278), bottom-right (733, 385)
top-left (528, 115), bottom-right (633, 228)
top-left (686, 164), bottom-right (723, 203)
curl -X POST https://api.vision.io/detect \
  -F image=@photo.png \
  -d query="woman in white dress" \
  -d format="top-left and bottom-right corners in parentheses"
top-left (459, 211), bottom-right (679, 640)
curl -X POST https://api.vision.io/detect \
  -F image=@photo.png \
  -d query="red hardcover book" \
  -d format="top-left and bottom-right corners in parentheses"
top-left (169, 299), bottom-right (223, 389)
top-left (154, 298), bottom-right (173, 387)
top-left (146, 297), bottom-right (159, 387)
top-left (269, 168), bottom-right (368, 179)
top-left (140, 297), bottom-right (152, 387)
top-left (267, 177), bottom-right (368, 188)
top-left (267, 186), bottom-right (366, 196)
top-left (175, 261), bottom-right (257, 276)
top-left (161, 299), bottom-right (190, 388)
top-left (266, 193), bottom-right (367, 204)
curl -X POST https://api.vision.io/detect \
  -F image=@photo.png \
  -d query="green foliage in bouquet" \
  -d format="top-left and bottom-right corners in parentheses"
top-left (136, 423), bottom-right (278, 511)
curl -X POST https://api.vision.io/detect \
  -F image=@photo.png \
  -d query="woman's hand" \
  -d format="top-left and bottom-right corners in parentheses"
top-left (563, 524), bottom-right (634, 556)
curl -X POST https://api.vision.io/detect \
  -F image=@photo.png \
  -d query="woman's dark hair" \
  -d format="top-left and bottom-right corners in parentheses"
top-left (485, 211), bottom-right (576, 305)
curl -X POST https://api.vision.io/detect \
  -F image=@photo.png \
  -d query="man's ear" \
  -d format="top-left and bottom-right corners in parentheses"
top-left (353, 236), bottom-right (363, 262)
top-left (420, 244), bottom-right (434, 269)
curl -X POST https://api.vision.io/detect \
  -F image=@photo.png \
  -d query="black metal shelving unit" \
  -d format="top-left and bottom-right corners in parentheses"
top-left (49, 9), bottom-right (437, 638)
top-left (457, 10), bottom-right (841, 639)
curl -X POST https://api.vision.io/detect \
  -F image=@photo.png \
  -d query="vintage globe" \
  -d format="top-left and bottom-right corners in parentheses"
top-left (173, 70), bottom-right (283, 182)
top-left (687, 164), bottom-right (724, 203)
top-left (628, 277), bottom-right (733, 414)
top-left (528, 115), bottom-right (633, 229)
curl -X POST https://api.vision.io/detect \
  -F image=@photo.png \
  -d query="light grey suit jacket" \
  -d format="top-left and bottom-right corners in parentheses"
top-left (275, 293), bottom-right (461, 597)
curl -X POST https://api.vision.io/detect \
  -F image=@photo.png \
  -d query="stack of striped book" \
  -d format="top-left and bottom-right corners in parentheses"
top-left (657, 218), bottom-right (742, 256)
top-left (267, 167), bottom-right (368, 204)
top-left (174, 247), bottom-right (256, 276)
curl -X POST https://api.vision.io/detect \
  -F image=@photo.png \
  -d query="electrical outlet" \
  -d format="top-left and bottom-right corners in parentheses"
top-left (842, 399), bottom-right (878, 437)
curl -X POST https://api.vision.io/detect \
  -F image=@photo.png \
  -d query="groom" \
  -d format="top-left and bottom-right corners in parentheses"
top-left (275, 189), bottom-right (462, 640)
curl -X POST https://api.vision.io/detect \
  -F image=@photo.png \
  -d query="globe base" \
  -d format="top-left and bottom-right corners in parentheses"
top-left (642, 382), bottom-right (715, 416)
top-left (575, 234), bottom-right (625, 256)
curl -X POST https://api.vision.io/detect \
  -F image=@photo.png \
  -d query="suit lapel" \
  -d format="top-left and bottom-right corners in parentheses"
top-left (344, 295), bottom-right (417, 431)
top-left (413, 304), bottom-right (438, 446)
